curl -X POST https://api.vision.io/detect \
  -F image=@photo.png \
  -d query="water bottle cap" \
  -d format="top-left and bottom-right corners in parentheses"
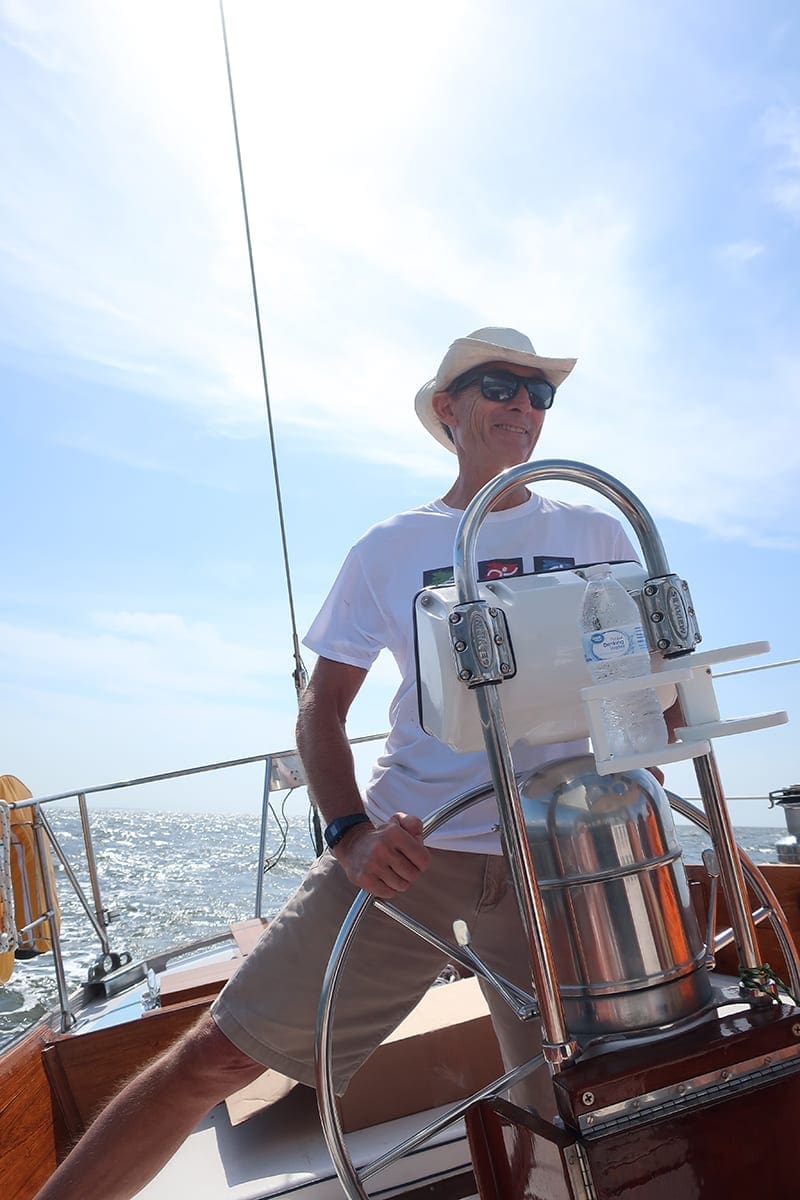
top-left (583, 563), bottom-right (612, 580)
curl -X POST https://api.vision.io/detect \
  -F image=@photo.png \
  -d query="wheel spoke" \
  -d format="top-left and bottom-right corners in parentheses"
top-left (713, 907), bottom-right (771, 956)
top-left (376, 899), bottom-right (538, 1018)
top-left (362, 1054), bottom-right (544, 1181)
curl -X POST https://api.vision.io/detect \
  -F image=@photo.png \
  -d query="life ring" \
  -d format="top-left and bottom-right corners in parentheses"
top-left (0, 775), bottom-right (61, 984)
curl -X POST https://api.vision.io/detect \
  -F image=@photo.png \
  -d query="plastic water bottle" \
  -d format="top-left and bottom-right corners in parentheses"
top-left (580, 564), bottom-right (668, 759)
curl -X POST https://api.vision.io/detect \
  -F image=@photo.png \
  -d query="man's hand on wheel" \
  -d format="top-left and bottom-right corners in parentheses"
top-left (333, 812), bottom-right (430, 898)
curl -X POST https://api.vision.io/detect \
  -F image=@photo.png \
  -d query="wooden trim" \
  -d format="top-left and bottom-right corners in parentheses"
top-left (230, 917), bottom-right (268, 956)
top-left (44, 996), bottom-right (212, 1135)
top-left (157, 920), bottom-right (267, 1007)
top-left (158, 957), bottom-right (240, 1006)
top-left (465, 1102), bottom-right (502, 1200)
top-left (41, 1042), bottom-right (83, 1142)
top-left (0, 1023), bottom-right (63, 1200)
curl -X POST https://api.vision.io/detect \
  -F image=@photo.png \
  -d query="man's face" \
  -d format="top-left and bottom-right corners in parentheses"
top-left (432, 361), bottom-right (549, 471)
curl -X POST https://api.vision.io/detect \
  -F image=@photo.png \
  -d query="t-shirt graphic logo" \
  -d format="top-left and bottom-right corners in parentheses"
top-left (534, 555), bottom-right (575, 573)
top-left (423, 565), bottom-right (455, 587)
top-left (423, 557), bottom-right (525, 586)
top-left (479, 558), bottom-right (524, 580)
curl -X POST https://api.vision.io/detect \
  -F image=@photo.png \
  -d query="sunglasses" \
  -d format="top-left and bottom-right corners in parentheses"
top-left (449, 367), bottom-right (555, 410)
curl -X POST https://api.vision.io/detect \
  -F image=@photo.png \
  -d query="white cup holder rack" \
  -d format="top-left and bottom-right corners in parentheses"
top-left (582, 639), bottom-right (787, 775)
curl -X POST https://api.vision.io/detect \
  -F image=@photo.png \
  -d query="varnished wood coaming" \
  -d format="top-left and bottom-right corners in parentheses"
top-left (0, 1021), bottom-right (65, 1200)
top-left (42, 994), bottom-right (213, 1141)
top-left (0, 997), bottom-right (214, 1200)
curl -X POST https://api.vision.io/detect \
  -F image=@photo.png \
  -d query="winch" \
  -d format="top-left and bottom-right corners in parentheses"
top-left (771, 783), bottom-right (800, 864)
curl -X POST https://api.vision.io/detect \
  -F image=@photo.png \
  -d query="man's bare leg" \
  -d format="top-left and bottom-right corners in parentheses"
top-left (34, 1013), bottom-right (265, 1200)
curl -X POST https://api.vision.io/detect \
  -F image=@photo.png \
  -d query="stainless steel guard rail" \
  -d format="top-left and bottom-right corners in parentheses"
top-left (3, 735), bottom-right (386, 1030)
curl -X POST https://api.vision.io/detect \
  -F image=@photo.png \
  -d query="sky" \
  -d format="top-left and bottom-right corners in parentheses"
top-left (0, 0), bottom-right (798, 826)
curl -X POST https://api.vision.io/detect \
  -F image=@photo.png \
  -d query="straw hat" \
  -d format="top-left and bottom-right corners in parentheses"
top-left (414, 326), bottom-right (577, 452)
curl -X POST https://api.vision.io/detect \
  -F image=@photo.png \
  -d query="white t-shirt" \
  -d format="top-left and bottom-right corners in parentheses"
top-left (304, 492), bottom-right (637, 853)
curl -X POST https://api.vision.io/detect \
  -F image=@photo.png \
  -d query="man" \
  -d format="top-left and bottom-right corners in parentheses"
top-left (35, 327), bottom-right (639, 1200)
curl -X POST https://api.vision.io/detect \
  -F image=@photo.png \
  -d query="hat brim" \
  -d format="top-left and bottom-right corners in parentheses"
top-left (414, 345), bottom-right (577, 454)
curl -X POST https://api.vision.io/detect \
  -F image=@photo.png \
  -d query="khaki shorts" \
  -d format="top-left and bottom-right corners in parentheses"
top-left (211, 847), bottom-right (545, 1101)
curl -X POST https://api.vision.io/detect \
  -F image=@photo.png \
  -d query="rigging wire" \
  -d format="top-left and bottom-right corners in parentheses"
top-left (714, 657), bottom-right (800, 680)
top-left (218, 0), bottom-right (322, 854)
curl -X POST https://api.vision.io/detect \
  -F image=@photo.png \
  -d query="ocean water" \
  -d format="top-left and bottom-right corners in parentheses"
top-left (0, 808), bottom-right (790, 1050)
top-left (0, 808), bottom-right (318, 1049)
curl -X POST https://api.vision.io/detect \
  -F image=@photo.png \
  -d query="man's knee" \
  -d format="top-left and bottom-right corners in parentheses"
top-left (172, 1012), bottom-right (264, 1094)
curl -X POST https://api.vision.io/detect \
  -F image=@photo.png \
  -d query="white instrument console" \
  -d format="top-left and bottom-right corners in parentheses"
top-left (414, 561), bottom-right (787, 775)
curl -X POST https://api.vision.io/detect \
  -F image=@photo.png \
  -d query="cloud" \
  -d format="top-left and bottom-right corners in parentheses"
top-left (262, 194), bottom-right (646, 447)
top-left (1, 0), bottom-right (798, 555)
top-left (547, 348), bottom-right (800, 550)
top-left (0, 606), bottom-right (399, 803)
top-left (717, 241), bottom-right (766, 265)
top-left (3, 682), bottom-right (301, 806)
top-left (0, 602), bottom-right (402, 716)
top-left (0, 610), bottom-right (283, 702)
top-left (0, 0), bottom-right (480, 430)
top-left (762, 105), bottom-right (800, 219)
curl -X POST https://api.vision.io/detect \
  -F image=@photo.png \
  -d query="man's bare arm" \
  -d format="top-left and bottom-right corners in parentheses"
top-left (296, 657), bottom-right (429, 899)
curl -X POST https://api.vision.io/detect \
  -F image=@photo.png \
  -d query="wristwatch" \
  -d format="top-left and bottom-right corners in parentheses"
top-left (324, 813), bottom-right (372, 849)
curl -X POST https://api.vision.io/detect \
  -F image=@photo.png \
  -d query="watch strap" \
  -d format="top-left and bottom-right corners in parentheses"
top-left (324, 813), bottom-right (372, 850)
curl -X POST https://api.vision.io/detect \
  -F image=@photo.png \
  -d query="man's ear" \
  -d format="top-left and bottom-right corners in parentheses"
top-left (431, 389), bottom-right (456, 428)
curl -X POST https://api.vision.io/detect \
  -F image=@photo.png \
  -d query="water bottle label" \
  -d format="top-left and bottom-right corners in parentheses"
top-left (583, 623), bottom-right (648, 662)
